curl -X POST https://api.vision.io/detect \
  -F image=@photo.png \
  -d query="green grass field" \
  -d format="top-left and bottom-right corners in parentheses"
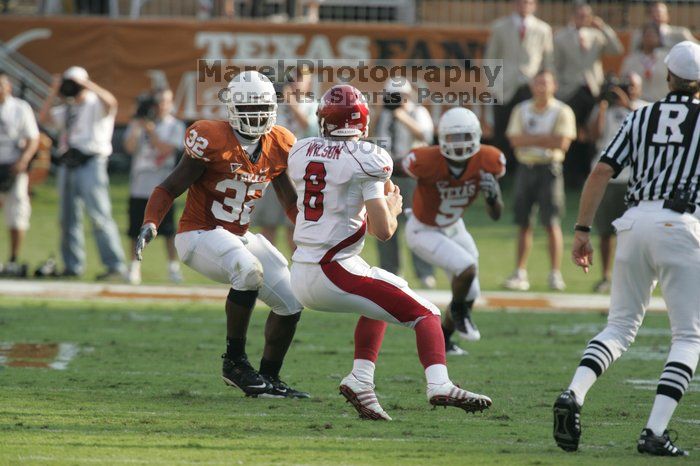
top-left (1, 298), bottom-right (697, 465)
top-left (1, 174), bottom-right (605, 293)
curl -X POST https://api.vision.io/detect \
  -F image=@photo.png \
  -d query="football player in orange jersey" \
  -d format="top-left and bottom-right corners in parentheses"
top-left (135, 71), bottom-right (308, 398)
top-left (401, 107), bottom-right (505, 354)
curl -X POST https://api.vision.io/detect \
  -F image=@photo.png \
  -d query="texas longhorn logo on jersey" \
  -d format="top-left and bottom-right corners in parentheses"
top-left (178, 120), bottom-right (296, 236)
top-left (403, 144), bottom-right (506, 227)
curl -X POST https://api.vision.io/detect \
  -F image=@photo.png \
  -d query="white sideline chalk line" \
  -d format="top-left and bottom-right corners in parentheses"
top-left (0, 279), bottom-right (669, 312)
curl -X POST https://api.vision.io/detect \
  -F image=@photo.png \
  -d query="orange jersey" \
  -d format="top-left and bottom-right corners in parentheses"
top-left (402, 144), bottom-right (506, 227)
top-left (178, 120), bottom-right (295, 236)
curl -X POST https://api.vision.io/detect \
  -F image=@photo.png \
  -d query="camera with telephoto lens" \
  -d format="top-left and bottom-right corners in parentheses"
top-left (600, 75), bottom-right (631, 105)
top-left (58, 78), bottom-right (83, 98)
top-left (134, 92), bottom-right (159, 121)
top-left (382, 91), bottom-right (403, 111)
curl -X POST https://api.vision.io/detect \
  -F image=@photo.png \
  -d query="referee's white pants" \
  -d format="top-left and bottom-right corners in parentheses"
top-left (592, 201), bottom-right (700, 369)
top-left (405, 215), bottom-right (480, 301)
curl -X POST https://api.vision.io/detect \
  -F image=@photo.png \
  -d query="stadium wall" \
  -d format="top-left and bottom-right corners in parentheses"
top-left (0, 16), bottom-right (632, 124)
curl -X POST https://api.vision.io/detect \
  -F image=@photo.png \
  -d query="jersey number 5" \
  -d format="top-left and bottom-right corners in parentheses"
top-left (303, 162), bottom-right (326, 221)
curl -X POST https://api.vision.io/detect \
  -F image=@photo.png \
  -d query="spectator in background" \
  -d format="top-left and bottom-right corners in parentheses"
top-left (631, 1), bottom-right (697, 51)
top-left (123, 88), bottom-right (185, 285)
top-left (0, 70), bottom-right (39, 275)
top-left (622, 23), bottom-right (670, 103)
top-left (39, 66), bottom-right (127, 280)
top-left (483, 0), bottom-right (553, 162)
top-left (586, 72), bottom-right (648, 293)
top-left (503, 71), bottom-right (576, 291)
top-left (251, 68), bottom-right (316, 251)
top-left (554, 1), bottom-right (623, 187)
top-left (375, 76), bottom-right (436, 288)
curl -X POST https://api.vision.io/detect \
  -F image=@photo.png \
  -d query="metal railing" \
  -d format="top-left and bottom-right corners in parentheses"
top-left (0, 39), bottom-right (51, 110)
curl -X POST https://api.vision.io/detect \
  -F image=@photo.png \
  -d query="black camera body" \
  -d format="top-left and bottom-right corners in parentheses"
top-left (134, 93), bottom-right (159, 121)
top-left (382, 91), bottom-right (403, 111)
top-left (600, 75), bottom-right (631, 104)
top-left (59, 79), bottom-right (84, 98)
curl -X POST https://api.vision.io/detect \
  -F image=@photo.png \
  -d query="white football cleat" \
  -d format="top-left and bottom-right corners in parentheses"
top-left (339, 373), bottom-right (392, 421)
top-left (455, 314), bottom-right (481, 342)
top-left (446, 341), bottom-right (468, 356)
top-left (427, 382), bottom-right (492, 413)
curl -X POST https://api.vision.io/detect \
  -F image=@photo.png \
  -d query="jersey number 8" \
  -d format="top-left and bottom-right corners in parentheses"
top-left (303, 162), bottom-right (326, 221)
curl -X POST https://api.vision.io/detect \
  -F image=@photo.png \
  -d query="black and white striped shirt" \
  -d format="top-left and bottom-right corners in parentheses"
top-left (600, 92), bottom-right (700, 205)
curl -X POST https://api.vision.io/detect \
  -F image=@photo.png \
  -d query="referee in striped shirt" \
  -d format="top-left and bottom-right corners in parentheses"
top-left (553, 41), bottom-right (700, 456)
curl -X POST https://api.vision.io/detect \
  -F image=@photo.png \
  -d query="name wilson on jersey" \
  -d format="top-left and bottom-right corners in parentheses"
top-left (306, 142), bottom-right (342, 160)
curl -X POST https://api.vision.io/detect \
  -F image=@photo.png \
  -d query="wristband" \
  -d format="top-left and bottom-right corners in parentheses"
top-left (574, 224), bottom-right (592, 233)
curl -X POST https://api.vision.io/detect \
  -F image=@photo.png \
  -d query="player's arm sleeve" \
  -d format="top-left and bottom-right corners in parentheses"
top-left (358, 146), bottom-right (393, 201)
top-left (598, 112), bottom-right (634, 177)
top-left (183, 122), bottom-right (218, 162)
top-left (400, 152), bottom-right (419, 179)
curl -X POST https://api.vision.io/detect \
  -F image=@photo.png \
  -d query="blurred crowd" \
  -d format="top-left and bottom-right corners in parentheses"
top-left (0, 0), bottom-right (697, 292)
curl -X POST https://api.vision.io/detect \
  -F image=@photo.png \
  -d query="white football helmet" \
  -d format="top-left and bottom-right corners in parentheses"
top-left (438, 107), bottom-right (482, 162)
top-left (226, 71), bottom-right (278, 138)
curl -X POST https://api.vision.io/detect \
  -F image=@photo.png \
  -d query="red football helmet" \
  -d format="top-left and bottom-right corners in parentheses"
top-left (317, 84), bottom-right (370, 137)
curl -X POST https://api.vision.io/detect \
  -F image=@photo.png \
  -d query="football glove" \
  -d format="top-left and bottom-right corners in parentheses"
top-left (480, 170), bottom-right (501, 205)
top-left (135, 222), bottom-right (157, 261)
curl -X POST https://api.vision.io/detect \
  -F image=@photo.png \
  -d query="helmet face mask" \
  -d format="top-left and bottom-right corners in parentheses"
top-left (226, 72), bottom-right (278, 139)
top-left (440, 131), bottom-right (480, 162)
top-left (438, 107), bottom-right (482, 162)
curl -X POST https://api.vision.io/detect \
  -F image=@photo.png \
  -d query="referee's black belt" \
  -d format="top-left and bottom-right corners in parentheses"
top-left (630, 200), bottom-right (698, 214)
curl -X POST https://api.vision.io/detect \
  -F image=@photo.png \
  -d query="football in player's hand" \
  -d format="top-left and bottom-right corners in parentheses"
top-left (384, 179), bottom-right (396, 195)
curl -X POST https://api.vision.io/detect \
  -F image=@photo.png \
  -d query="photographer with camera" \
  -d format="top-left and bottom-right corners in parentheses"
top-left (0, 70), bottom-right (39, 276)
top-left (123, 88), bottom-right (185, 285)
top-left (586, 72), bottom-right (648, 293)
top-left (38, 66), bottom-right (127, 280)
top-left (374, 76), bottom-right (436, 288)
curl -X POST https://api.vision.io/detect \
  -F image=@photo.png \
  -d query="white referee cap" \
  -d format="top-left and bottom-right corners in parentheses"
top-left (664, 41), bottom-right (700, 81)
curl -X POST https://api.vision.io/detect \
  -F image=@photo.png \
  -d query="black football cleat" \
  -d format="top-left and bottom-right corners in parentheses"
top-left (450, 302), bottom-right (481, 341)
top-left (221, 354), bottom-right (270, 396)
top-left (255, 375), bottom-right (310, 399)
top-left (637, 429), bottom-right (689, 457)
top-left (553, 389), bottom-right (581, 452)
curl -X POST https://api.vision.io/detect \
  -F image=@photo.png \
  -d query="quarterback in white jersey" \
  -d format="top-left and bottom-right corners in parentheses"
top-left (288, 84), bottom-right (492, 420)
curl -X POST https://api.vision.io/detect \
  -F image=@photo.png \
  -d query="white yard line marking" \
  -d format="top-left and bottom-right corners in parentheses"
top-left (0, 279), bottom-right (669, 312)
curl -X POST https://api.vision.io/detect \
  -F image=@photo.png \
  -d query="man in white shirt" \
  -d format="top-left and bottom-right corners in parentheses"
top-left (374, 77), bottom-right (436, 287)
top-left (484, 0), bottom-right (554, 160)
top-left (39, 66), bottom-right (126, 279)
top-left (123, 88), bottom-right (185, 285)
top-left (0, 71), bottom-right (39, 273)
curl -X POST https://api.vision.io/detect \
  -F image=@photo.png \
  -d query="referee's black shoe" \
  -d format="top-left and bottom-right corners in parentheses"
top-left (221, 354), bottom-right (270, 396)
top-left (553, 389), bottom-right (581, 452)
top-left (637, 428), bottom-right (688, 457)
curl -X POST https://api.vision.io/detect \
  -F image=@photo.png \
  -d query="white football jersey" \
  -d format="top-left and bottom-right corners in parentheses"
top-left (288, 137), bottom-right (393, 263)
